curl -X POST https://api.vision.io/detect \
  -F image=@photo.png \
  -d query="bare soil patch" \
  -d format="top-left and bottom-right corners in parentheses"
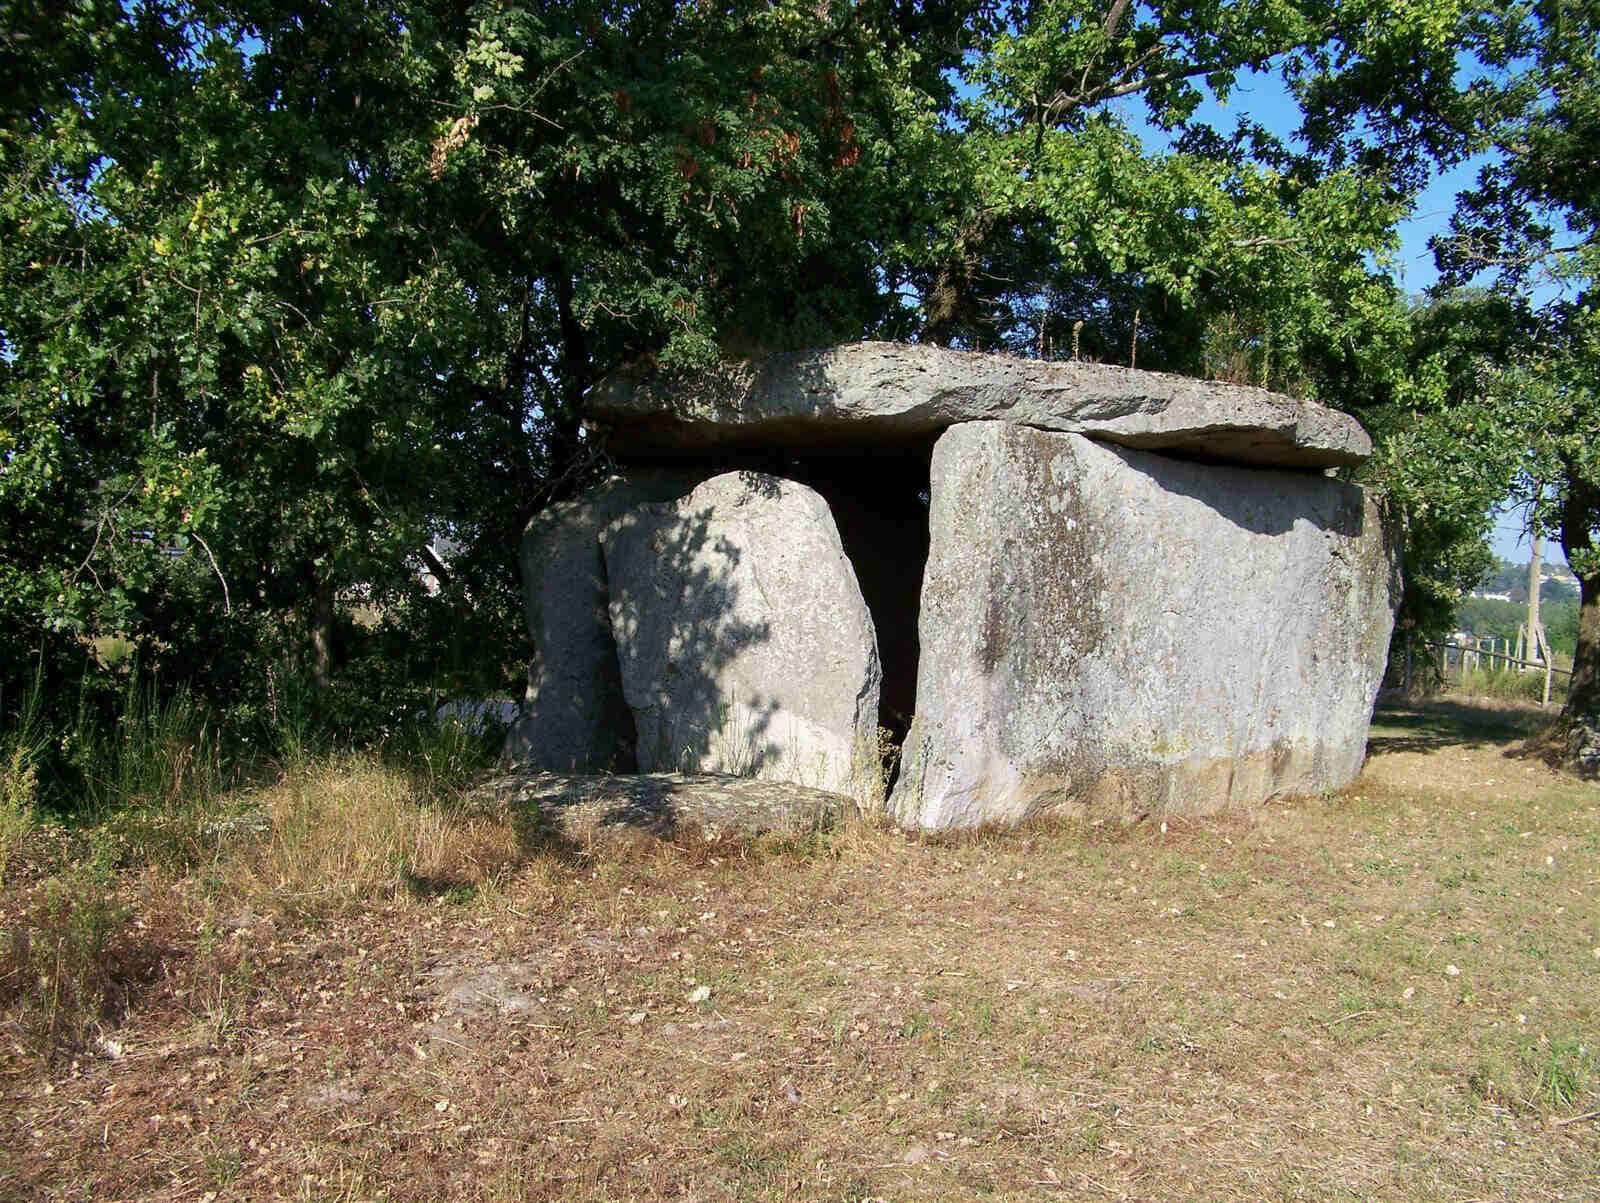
top-left (3, 702), bottom-right (1597, 1201)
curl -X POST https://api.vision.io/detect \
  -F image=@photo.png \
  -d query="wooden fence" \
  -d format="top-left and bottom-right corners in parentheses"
top-left (1411, 637), bottom-right (1572, 707)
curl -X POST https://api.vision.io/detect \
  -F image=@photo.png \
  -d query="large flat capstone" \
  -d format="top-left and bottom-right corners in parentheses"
top-left (589, 342), bottom-right (1371, 469)
top-left (889, 422), bottom-right (1398, 830)
top-left (600, 471), bottom-right (883, 799)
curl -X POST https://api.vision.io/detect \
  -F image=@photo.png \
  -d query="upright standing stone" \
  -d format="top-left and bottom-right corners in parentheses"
top-left (503, 470), bottom-right (709, 772)
top-left (601, 472), bottom-right (883, 800)
top-left (890, 422), bottom-right (1398, 830)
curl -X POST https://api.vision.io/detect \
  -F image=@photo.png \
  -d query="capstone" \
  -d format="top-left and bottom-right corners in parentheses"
top-left (590, 341), bottom-right (1371, 468)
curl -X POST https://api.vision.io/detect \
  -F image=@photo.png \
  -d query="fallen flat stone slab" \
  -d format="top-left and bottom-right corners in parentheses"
top-left (466, 770), bottom-right (852, 842)
top-left (589, 341), bottom-right (1371, 469)
top-left (888, 422), bottom-right (1398, 831)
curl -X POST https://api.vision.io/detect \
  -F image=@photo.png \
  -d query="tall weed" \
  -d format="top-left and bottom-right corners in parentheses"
top-left (1, 679), bottom-right (48, 881)
top-left (228, 756), bottom-right (519, 914)
top-left (0, 743), bottom-right (38, 882)
top-left (100, 680), bottom-right (227, 813)
top-left (0, 835), bottom-right (156, 1063)
top-left (392, 711), bottom-right (500, 803)
top-left (51, 675), bottom-right (242, 873)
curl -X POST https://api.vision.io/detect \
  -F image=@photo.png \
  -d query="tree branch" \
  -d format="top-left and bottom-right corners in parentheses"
top-left (1229, 235), bottom-right (1303, 249)
top-left (1035, 20), bottom-right (1351, 128)
top-left (193, 531), bottom-right (231, 614)
top-left (419, 543), bottom-right (453, 590)
top-left (1075, 0), bottom-right (1135, 100)
top-left (1041, 40), bottom-right (1170, 125)
top-left (1437, 231), bottom-right (1596, 271)
top-left (1101, 0), bottom-right (1131, 40)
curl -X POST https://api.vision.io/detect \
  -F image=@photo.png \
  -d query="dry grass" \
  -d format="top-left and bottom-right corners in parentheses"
top-left (227, 758), bottom-right (527, 914)
top-left (1, 700), bottom-right (1597, 1201)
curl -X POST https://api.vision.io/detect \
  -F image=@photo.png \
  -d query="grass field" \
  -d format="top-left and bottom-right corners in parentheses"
top-left (2, 697), bottom-right (1597, 1201)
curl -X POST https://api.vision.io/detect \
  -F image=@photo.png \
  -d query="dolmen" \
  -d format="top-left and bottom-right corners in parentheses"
top-left (503, 342), bottom-right (1400, 831)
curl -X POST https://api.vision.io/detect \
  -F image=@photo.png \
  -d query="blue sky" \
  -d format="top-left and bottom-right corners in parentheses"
top-left (1491, 508), bottom-right (1568, 567)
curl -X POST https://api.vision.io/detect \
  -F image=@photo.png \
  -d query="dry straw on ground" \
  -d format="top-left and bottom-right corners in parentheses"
top-left (1, 699), bottom-right (1596, 1200)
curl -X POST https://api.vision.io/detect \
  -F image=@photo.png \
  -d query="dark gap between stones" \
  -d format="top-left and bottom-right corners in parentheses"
top-left (630, 443), bottom-right (936, 793)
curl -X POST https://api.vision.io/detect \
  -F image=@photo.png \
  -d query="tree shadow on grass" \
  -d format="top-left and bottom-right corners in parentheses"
top-left (1366, 696), bottom-right (1554, 755)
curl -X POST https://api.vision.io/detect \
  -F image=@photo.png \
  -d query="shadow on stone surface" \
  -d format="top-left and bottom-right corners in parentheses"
top-left (620, 446), bottom-right (934, 753)
top-left (603, 492), bottom-right (779, 777)
top-left (513, 466), bottom-right (884, 803)
top-left (511, 468), bottom-right (712, 773)
top-left (1101, 441), bottom-right (1366, 539)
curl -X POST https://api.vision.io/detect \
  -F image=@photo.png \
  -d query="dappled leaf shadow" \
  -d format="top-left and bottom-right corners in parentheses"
top-left (603, 490), bottom-right (781, 777)
top-left (514, 462), bottom-right (894, 797)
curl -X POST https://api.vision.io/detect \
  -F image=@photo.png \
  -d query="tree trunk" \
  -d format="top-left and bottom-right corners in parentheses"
top-left (1558, 478), bottom-right (1600, 773)
top-left (1528, 528), bottom-right (1543, 660)
top-left (1564, 562), bottom-right (1600, 716)
top-left (419, 544), bottom-right (453, 592)
top-left (497, 281), bottom-right (537, 501)
top-left (923, 211), bottom-right (999, 349)
top-left (310, 575), bottom-right (335, 691)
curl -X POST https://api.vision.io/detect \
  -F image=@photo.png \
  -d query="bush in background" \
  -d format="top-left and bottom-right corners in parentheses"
top-left (1456, 664), bottom-right (1571, 705)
